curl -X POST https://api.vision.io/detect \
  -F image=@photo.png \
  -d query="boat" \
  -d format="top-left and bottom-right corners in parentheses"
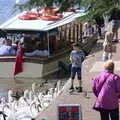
top-left (0, 9), bottom-right (86, 79)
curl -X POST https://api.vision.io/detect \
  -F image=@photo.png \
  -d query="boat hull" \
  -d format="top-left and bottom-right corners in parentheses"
top-left (0, 53), bottom-right (70, 78)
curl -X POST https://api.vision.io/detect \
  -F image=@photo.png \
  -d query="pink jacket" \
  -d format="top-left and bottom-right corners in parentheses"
top-left (92, 70), bottom-right (120, 109)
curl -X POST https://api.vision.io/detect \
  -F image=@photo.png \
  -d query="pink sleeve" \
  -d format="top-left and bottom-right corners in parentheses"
top-left (115, 75), bottom-right (120, 93)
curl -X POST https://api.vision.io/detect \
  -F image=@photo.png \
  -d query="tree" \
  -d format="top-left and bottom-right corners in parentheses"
top-left (80, 0), bottom-right (120, 21)
top-left (14, 0), bottom-right (81, 13)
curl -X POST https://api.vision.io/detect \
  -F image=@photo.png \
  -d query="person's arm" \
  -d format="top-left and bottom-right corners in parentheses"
top-left (81, 50), bottom-right (85, 62)
top-left (70, 52), bottom-right (73, 63)
top-left (91, 76), bottom-right (99, 97)
top-left (115, 75), bottom-right (120, 97)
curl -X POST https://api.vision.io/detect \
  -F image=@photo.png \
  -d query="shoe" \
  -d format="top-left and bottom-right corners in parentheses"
top-left (69, 86), bottom-right (74, 90)
top-left (77, 87), bottom-right (82, 93)
top-left (112, 39), bottom-right (118, 43)
top-left (69, 86), bottom-right (74, 93)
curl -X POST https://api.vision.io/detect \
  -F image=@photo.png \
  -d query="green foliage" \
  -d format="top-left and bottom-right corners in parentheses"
top-left (14, 0), bottom-right (45, 11)
top-left (80, 0), bottom-right (120, 21)
top-left (14, 0), bottom-right (82, 13)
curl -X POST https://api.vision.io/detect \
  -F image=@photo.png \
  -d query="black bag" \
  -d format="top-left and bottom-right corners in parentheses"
top-left (93, 104), bottom-right (102, 111)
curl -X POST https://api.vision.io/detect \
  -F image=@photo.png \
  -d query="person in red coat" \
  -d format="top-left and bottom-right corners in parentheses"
top-left (13, 42), bottom-right (24, 77)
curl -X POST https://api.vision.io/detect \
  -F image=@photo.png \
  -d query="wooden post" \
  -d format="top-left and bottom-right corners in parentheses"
top-left (62, 26), bottom-right (65, 42)
top-left (72, 22), bottom-right (76, 43)
top-left (64, 25), bottom-right (67, 42)
top-left (65, 24), bottom-right (68, 42)
top-left (80, 23), bottom-right (83, 42)
top-left (60, 26), bottom-right (63, 41)
top-left (47, 31), bottom-right (50, 56)
top-left (76, 23), bottom-right (79, 43)
top-left (71, 22), bottom-right (74, 43)
top-left (68, 23), bottom-right (71, 42)
top-left (59, 27), bottom-right (61, 40)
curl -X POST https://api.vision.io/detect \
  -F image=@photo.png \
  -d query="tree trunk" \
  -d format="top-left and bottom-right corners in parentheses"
top-left (103, 14), bottom-right (110, 32)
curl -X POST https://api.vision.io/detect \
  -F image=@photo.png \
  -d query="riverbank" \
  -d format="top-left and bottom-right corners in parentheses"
top-left (35, 34), bottom-right (120, 120)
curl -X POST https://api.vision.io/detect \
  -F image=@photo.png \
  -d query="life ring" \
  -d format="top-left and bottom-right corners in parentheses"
top-left (18, 12), bottom-right (38, 20)
top-left (40, 14), bottom-right (63, 21)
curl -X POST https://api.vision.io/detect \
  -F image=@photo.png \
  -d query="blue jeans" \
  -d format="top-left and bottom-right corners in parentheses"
top-left (71, 67), bottom-right (81, 80)
top-left (112, 20), bottom-right (120, 32)
top-left (102, 52), bottom-right (112, 62)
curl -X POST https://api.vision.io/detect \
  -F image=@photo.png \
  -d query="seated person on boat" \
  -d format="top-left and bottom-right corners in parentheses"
top-left (24, 36), bottom-right (49, 56)
top-left (83, 23), bottom-right (94, 38)
top-left (0, 39), bottom-right (16, 55)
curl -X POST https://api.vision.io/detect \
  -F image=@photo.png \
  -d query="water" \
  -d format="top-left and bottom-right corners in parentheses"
top-left (0, 0), bottom-right (20, 25)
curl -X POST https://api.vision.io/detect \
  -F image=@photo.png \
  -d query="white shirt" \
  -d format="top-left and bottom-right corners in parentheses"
top-left (0, 45), bottom-right (16, 55)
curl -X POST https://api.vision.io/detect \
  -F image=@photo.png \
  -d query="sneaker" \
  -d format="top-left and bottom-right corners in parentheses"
top-left (77, 87), bottom-right (82, 93)
top-left (69, 86), bottom-right (74, 90)
top-left (112, 39), bottom-right (118, 43)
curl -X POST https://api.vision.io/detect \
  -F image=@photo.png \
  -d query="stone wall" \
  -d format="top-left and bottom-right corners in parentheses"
top-left (81, 35), bottom-right (98, 56)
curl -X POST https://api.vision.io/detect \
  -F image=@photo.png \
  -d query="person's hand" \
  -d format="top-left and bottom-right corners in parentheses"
top-left (70, 55), bottom-right (74, 63)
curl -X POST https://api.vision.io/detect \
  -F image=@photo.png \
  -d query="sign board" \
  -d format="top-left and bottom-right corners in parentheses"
top-left (58, 104), bottom-right (82, 120)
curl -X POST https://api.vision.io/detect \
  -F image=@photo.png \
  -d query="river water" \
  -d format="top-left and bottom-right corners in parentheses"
top-left (0, 0), bottom-right (17, 24)
top-left (0, 0), bottom-right (29, 25)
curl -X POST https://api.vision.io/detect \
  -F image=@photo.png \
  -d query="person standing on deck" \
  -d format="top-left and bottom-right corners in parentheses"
top-left (69, 43), bottom-right (85, 92)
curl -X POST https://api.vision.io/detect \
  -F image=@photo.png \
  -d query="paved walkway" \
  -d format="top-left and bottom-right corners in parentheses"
top-left (35, 37), bottom-right (120, 120)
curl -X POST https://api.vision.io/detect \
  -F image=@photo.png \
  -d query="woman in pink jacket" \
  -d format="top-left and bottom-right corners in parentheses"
top-left (92, 60), bottom-right (120, 120)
